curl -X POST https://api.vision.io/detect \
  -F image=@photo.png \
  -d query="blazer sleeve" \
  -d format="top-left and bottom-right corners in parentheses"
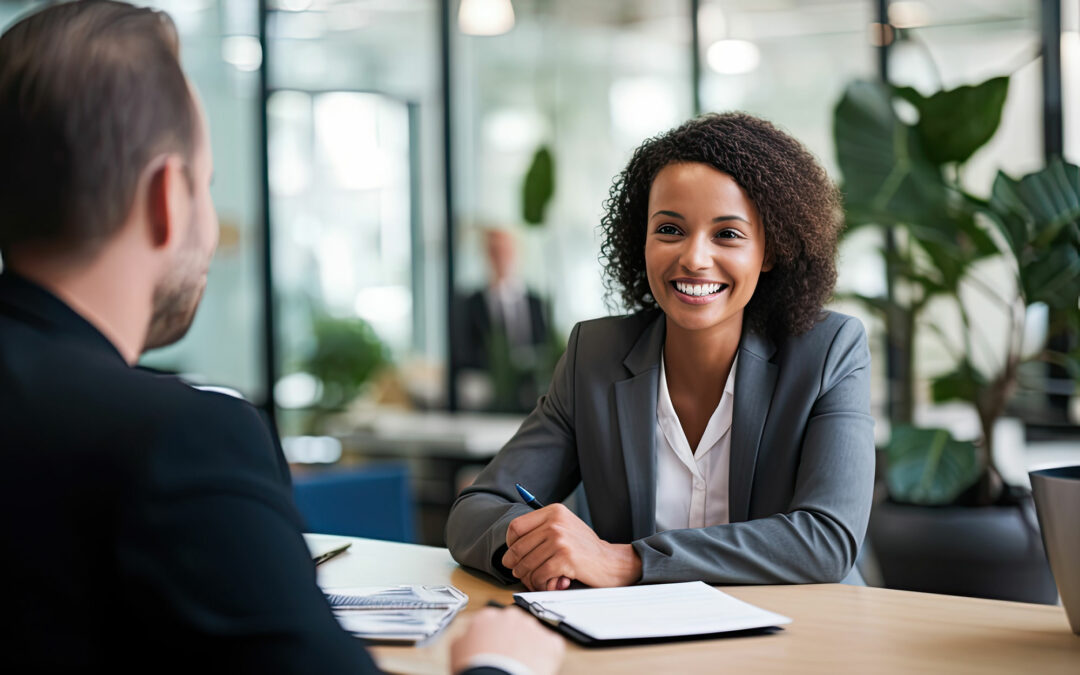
top-left (116, 395), bottom-right (380, 673)
top-left (632, 317), bottom-right (876, 584)
top-left (446, 323), bottom-right (584, 583)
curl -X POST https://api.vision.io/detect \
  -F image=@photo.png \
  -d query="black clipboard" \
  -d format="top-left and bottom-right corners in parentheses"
top-left (512, 594), bottom-right (783, 647)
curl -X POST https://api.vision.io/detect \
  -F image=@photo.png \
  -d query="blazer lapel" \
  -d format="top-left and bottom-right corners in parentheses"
top-left (729, 328), bottom-right (778, 523)
top-left (614, 313), bottom-right (665, 540)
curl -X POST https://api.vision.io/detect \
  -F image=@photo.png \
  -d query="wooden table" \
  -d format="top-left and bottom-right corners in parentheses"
top-left (306, 535), bottom-right (1080, 674)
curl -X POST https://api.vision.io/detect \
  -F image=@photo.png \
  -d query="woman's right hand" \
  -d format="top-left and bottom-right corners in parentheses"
top-left (503, 504), bottom-right (642, 591)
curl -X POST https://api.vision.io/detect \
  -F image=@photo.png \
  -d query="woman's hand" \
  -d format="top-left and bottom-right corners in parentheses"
top-left (502, 503), bottom-right (643, 591)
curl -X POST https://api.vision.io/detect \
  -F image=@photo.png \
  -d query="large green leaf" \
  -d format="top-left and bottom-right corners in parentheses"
top-left (522, 145), bottom-right (555, 226)
top-left (887, 425), bottom-right (981, 505)
top-left (885, 209), bottom-right (998, 299)
top-left (894, 77), bottom-right (1009, 165)
top-left (930, 363), bottom-right (988, 405)
top-left (1023, 244), bottom-right (1080, 308)
top-left (987, 158), bottom-right (1080, 251)
top-left (985, 158), bottom-right (1080, 308)
top-left (911, 221), bottom-right (1000, 291)
top-left (835, 80), bottom-right (949, 228)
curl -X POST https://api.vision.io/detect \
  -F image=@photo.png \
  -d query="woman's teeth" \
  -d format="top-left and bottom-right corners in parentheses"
top-left (674, 281), bottom-right (726, 296)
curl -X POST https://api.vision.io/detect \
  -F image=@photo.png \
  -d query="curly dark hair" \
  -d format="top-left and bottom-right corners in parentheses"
top-left (599, 112), bottom-right (842, 338)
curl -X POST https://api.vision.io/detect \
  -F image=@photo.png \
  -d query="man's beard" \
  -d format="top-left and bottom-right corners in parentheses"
top-left (144, 246), bottom-right (208, 352)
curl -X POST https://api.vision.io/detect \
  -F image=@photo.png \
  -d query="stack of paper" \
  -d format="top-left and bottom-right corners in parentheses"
top-left (324, 585), bottom-right (468, 644)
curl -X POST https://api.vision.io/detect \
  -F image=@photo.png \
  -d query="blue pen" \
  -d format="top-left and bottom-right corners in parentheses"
top-left (515, 483), bottom-right (545, 510)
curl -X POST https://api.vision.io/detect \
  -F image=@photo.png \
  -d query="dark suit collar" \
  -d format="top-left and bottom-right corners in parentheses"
top-left (729, 325), bottom-right (779, 523)
top-left (614, 311), bottom-right (662, 538)
top-left (0, 271), bottom-right (126, 363)
top-left (621, 310), bottom-right (666, 376)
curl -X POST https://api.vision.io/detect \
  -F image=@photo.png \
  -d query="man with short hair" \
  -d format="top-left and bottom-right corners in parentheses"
top-left (0, 2), bottom-right (562, 672)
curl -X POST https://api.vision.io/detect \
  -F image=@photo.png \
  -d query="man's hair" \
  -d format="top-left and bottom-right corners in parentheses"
top-left (599, 113), bottom-right (843, 339)
top-left (0, 0), bottom-right (195, 257)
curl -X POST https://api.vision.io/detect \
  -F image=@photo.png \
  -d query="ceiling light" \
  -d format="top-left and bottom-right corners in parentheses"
top-left (221, 35), bottom-right (262, 72)
top-left (458, 0), bottom-right (515, 37)
top-left (889, 2), bottom-right (930, 29)
top-left (279, 0), bottom-right (313, 12)
top-left (706, 39), bottom-right (760, 75)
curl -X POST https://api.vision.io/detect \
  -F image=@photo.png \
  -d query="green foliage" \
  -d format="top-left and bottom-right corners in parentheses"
top-left (894, 77), bottom-right (1009, 165)
top-left (931, 364), bottom-right (988, 404)
top-left (834, 74), bottom-right (1080, 505)
top-left (985, 157), bottom-right (1080, 309)
top-left (522, 145), bottom-right (555, 226)
top-left (305, 316), bottom-right (388, 410)
top-left (834, 80), bottom-right (947, 232)
top-left (887, 425), bottom-right (981, 505)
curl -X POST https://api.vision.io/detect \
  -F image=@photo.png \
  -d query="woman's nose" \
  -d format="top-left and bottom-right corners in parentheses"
top-left (680, 234), bottom-right (712, 271)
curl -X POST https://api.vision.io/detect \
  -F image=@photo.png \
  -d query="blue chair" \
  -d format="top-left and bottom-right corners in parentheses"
top-left (293, 464), bottom-right (415, 543)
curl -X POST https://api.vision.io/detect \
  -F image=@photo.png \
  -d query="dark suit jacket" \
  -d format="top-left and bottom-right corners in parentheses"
top-left (0, 273), bottom-right (508, 674)
top-left (447, 309), bottom-right (875, 586)
top-left (456, 289), bottom-right (552, 413)
top-left (457, 288), bottom-right (549, 371)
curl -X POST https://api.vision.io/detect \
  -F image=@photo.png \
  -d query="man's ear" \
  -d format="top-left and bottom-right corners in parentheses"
top-left (146, 155), bottom-right (190, 251)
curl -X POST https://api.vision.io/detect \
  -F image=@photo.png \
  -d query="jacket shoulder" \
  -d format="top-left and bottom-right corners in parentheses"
top-left (62, 355), bottom-right (276, 480)
top-left (573, 310), bottom-right (659, 347)
top-left (777, 310), bottom-right (866, 354)
top-left (774, 310), bottom-right (870, 394)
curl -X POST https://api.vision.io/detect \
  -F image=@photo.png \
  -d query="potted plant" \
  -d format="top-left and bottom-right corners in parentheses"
top-left (833, 75), bottom-right (1080, 602)
top-left (303, 314), bottom-right (389, 425)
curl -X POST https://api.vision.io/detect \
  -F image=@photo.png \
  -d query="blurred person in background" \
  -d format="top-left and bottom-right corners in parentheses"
top-left (447, 113), bottom-right (874, 592)
top-left (0, 2), bottom-right (562, 672)
top-left (456, 227), bottom-right (551, 412)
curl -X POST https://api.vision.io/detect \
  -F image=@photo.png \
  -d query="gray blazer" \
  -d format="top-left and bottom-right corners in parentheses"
top-left (446, 309), bottom-right (875, 586)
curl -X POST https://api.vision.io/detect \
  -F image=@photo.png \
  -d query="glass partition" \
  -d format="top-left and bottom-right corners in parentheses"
top-left (268, 89), bottom-right (416, 432)
top-left (265, 0), bottom-right (443, 432)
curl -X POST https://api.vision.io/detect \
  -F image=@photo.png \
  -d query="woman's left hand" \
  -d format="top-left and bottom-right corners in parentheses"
top-left (501, 503), bottom-right (643, 591)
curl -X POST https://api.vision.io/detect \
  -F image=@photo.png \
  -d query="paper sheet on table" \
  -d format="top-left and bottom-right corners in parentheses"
top-left (514, 581), bottom-right (791, 641)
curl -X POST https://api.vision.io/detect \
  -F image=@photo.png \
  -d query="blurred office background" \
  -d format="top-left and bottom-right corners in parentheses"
top-left (1, 0), bottom-right (1078, 599)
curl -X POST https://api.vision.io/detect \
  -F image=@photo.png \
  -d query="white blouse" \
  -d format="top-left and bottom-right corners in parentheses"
top-left (654, 351), bottom-right (737, 532)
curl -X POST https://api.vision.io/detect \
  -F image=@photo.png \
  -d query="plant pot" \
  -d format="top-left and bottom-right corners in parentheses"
top-left (868, 495), bottom-right (1058, 604)
top-left (1030, 466), bottom-right (1080, 634)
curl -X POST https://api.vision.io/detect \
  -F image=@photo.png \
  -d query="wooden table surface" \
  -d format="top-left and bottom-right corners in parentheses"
top-left (306, 534), bottom-right (1080, 674)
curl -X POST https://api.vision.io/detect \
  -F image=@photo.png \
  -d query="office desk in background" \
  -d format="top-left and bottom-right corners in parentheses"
top-left (334, 411), bottom-right (525, 545)
top-left (305, 534), bottom-right (1080, 675)
top-left (343, 410), bottom-right (525, 460)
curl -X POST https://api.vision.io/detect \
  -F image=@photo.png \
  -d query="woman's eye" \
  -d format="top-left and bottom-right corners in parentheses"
top-left (656, 224), bottom-right (681, 235)
top-left (716, 229), bottom-right (742, 240)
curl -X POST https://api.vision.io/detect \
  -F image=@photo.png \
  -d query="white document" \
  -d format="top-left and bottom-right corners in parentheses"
top-left (514, 581), bottom-right (791, 641)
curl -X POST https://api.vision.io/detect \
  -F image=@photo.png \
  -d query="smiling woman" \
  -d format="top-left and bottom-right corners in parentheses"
top-left (446, 113), bottom-right (874, 592)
